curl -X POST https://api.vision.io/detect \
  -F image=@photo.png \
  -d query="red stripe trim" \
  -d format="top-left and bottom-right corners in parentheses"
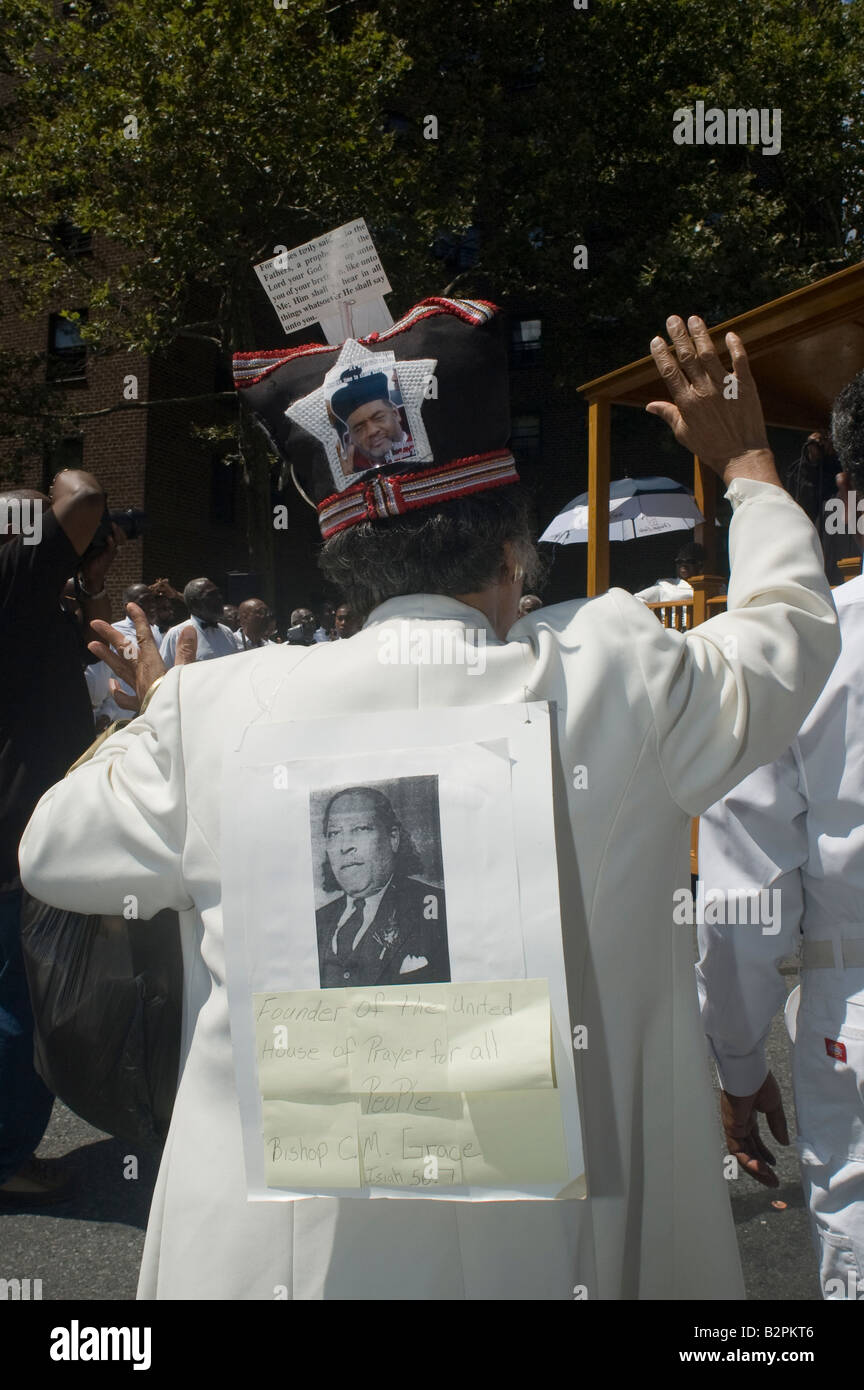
top-left (232, 297), bottom-right (500, 388)
top-left (317, 450), bottom-right (518, 539)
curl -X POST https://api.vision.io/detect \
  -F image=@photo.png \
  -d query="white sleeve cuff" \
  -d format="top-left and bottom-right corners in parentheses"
top-left (710, 1041), bottom-right (769, 1097)
top-left (724, 476), bottom-right (788, 510)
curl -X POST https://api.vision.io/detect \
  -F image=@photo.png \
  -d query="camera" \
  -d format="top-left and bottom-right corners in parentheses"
top-left (81, 504), bottom-right (148, 561)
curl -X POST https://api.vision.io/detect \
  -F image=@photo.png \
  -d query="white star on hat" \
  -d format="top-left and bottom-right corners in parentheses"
top-left (285, 338), bottom-right (437, 493)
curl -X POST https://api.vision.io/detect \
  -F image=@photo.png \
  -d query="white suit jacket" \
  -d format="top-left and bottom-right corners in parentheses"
top-left (20, 478), bottom-right (840, 1301)
top-left (698, 573), bottom-right (864, 1103)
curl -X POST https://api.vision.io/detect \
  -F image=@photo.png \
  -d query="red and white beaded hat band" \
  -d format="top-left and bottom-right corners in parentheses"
top-left (233, 297), bottom-right (519, 540)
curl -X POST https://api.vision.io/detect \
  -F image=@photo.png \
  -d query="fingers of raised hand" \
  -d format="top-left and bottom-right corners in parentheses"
top-left (88, 639), bottom-right (133, 682)
top-left (665, 315), bottom-right (706, 385)
top-left (649, 332), bottom-right (690, 397)
top-left (89, 619), bottom-right (127, 648)
top-left (725, 331), bottom-right (755, 389)
top-left (109, 680), bottom-right (139, 711)
top-left (126, 601), bottom-right (154, 647)
top-left (644, 400), bottom-right (683, 434)
top-left (687, 316), bottom-right (726, 387)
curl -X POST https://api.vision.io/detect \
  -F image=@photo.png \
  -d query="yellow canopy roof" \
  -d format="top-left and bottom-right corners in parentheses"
top-left (576, 261), bottom-right (864, 593)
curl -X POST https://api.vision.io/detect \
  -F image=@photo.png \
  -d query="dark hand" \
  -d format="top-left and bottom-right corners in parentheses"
top-left (721, 1070), bottom-right (790, 1188)
top-left (87, 601), bottom-right (195, 710)
top-left (79, 523), bottom-right (125, 594)
top-left (646, 316), bottom-right (777, 486)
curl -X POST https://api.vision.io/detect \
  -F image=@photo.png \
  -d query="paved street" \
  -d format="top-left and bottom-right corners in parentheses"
top-left (0, 962), bottom-right (820, 1302)
top-left (723, 964), bottom-right (821, 1302)
top-left (0, 1104), bottom-right (159, 1301)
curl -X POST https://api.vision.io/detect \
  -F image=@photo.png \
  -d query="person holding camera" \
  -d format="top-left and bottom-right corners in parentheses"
top-left (0, 468), bottom-right (123, 1204)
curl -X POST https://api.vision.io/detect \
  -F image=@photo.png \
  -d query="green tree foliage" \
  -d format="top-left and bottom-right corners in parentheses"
top-left (0, 0), bottom-right (861, 471)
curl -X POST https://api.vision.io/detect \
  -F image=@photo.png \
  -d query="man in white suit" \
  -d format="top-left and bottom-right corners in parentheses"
top-left (697, 368), bottom-right (864, 1300)
top-left (20, 301), bottom-right (839, 1300)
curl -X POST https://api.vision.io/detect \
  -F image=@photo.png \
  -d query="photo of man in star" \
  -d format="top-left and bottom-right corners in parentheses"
top-left (326, 364), bottom-right (417, 475)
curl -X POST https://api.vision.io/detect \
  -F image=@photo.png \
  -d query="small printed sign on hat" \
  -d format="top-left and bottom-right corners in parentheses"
top-left (254, 218), bottom-right (393, 341)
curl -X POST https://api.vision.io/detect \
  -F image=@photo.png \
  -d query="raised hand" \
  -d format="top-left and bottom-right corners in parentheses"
top-left (87, 601), bottom-right (195, 712)
top-left (646, 315), bottom-right (779, 487)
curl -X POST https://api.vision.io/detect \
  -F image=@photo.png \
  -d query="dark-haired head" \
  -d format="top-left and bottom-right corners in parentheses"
top-left (317, 484), bottom-right (545, 624)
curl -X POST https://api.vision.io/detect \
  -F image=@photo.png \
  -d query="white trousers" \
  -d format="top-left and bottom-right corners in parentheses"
top-left (788, 979), bottom-right (864, 1299)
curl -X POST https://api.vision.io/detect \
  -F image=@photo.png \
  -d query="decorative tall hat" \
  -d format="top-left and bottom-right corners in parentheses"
top-left (233, 297), bottom-right (519, 539)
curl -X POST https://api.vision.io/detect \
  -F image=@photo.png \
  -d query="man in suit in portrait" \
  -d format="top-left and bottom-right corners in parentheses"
top-left (315, 786), bottom-right (449, 988)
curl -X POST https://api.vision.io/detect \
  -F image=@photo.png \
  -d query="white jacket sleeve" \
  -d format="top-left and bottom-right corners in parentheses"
top-left (615, 477), bottom-right (840, 816)
top-left (696, 749), bottom-right (807, 1094)
top-left (19, 666), bottom-right (193, 919)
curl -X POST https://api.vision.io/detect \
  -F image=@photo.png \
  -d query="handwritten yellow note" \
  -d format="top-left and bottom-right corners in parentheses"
top-left (358, 1093), bottom-right (468, 1188)
top-left (445, 981), bottom-right (552, 1092)
top-left (262, 1097), bottom-right (361, 1189)
top-left (347, 988), bottom-right (447, 1094)
top-left (253, 979), bottom-right (566, 1191)
top-left (460, 1091), bottom-right (570, 1186)
top-left (254, 992), bottom-right (354, 1097)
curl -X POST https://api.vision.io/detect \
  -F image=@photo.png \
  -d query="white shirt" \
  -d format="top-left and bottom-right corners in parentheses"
top-left (160, 616), bottom-right (240, 667)
top-left (19, 477), bottom-right (839, 1301)
top-left (633, 577), bottom-right (694, 604)
top-left (698, 574), bottom-right (864, 1095)
top-left (331, 878), bottom-right (393, 954)
top-left (89, 614), bottom-right (163, 723)
top-left (234, 629), bottom-right (276, 651)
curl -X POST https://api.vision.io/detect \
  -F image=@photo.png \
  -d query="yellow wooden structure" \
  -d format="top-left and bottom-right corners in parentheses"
top-left (578, 261), bottom-right (864, 596)
top-left (577, 262), bottom-right (864, 875)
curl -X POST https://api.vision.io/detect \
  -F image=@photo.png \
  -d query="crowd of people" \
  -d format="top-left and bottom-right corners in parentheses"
top-left (1, 304), bottom-right (863, 1304)
top-left (66, 575), bottom-right (361, 729)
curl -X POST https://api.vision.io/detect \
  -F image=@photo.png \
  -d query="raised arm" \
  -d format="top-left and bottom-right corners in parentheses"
top-left (624, 317), bottom-right (840, 814)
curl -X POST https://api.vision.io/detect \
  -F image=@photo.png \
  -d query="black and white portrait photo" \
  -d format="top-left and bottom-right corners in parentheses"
top-left (311, 777), bottom-right (449, 989)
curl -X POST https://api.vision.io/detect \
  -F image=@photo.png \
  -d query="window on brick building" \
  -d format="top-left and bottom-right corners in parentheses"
top-left (510, 319), bottom-right (541, 368)
top-left (47, 311), bottom-right (88, 383)
top-left (210, 456), bottom-right (236, 525)
top-left (510, 412), bottom-right (542, 469)
top-left (42, 437), bottom-right (84, 491)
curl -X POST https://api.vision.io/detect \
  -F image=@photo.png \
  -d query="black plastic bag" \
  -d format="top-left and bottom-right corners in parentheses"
top-left (19, 894), bottom-right (182, 1145)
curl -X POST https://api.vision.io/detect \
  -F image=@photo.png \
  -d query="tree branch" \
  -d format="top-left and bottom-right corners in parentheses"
top-left (19, 391), bottom-right (238, 423)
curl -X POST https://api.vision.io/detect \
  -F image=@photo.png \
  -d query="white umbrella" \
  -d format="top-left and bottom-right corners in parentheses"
top-left (539, 476), bottom-right (704, 544)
